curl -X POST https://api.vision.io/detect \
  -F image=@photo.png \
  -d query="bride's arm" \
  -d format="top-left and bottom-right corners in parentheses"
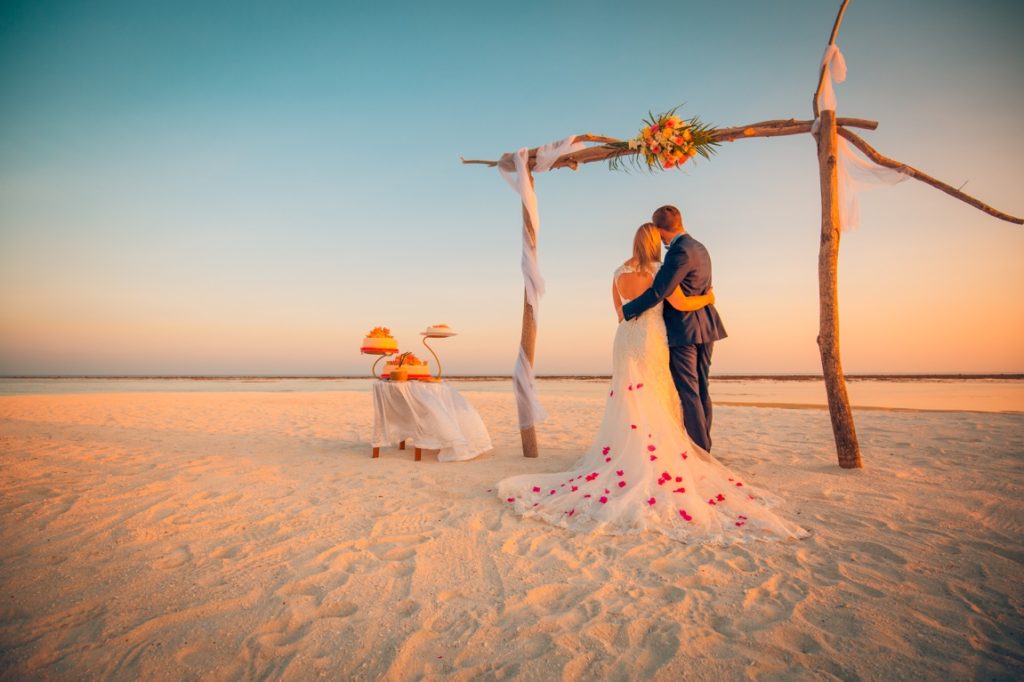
top-left (612, 277), bottom-right (624, 322)
top-left (665, 286), bottom-right (715, 311)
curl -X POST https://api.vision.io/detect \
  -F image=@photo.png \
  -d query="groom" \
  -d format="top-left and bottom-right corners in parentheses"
top-left (621, 205), bottom-right (727, 452)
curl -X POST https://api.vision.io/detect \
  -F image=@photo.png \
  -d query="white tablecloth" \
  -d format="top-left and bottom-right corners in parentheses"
top-left (371, 381), bottom-right (492, 462)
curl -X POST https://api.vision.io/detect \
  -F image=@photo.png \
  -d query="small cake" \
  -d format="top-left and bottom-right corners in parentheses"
top-left (383, 353), bottom-right (431, 380)
top-left (361, 326), bottom-right (397, 353)
top-left (424, 323), bottom-right (455, 336)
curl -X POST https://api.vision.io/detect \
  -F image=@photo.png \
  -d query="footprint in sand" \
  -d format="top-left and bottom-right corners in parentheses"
top-left (154, 545), bottom-right (191, 570)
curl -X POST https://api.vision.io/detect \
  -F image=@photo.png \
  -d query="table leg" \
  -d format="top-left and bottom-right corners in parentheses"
top-left (399, 440), bottom-right (406, 450)
top-left (415, 447), bottom-right (422, 461)
top-left (372, 447), bottom-right (380, 459)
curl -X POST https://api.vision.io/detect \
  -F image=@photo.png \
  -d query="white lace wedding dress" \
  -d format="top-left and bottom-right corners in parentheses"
top-left (497, 263), bottom-right (808, 544)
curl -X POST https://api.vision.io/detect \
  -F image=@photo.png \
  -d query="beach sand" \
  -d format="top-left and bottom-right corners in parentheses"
top-left (1, 386), bottom-right (1021, 680)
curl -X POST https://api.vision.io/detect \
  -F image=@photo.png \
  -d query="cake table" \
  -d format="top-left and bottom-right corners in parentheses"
top-left (371, 380), bottom-right (492, 462)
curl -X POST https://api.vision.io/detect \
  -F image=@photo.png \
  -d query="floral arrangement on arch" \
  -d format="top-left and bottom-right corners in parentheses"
top-left (612, 107), bottom-right (719, 171)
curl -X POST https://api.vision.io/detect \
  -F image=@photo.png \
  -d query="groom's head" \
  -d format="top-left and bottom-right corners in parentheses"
top-left (652, 205), bottom-right (684, 244)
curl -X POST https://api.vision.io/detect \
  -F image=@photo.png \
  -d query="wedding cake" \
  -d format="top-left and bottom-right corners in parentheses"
top-left (383, 353), bottom-right (431, 380)
top-left (361, 326), bottom-right (397, 353)
top-left (424, 323), bottom-right (454, 336)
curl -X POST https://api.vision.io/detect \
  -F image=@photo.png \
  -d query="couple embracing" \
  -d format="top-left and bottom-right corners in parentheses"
top-left (498, 205), bottom-right (807, 543)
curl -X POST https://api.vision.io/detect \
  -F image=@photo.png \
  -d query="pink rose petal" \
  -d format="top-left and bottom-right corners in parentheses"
top-left (647, 497), bottom-right (657, 506)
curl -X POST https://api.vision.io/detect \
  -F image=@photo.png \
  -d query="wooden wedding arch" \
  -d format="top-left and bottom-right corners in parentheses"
top-left (463, 0), bottom-right (1022, 468)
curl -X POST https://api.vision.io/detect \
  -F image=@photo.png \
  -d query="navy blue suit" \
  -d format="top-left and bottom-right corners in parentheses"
top-left (621, 233), bottom-right (727, 451)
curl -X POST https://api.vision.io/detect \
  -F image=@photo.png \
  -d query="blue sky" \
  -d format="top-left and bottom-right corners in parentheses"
top-left (1, 0), bottom-right (1022, 375)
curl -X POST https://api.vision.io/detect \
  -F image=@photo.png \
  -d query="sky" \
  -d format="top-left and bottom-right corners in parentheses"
top-left (0, 0), bottom-right (1022, 376)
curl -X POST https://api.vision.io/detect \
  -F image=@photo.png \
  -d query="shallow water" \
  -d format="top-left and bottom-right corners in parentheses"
top-left (1, 376), bottom-right (1021, 413)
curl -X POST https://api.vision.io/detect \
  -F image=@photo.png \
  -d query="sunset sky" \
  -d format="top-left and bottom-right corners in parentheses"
top-left (1, 0), bottom-right (1021, 376)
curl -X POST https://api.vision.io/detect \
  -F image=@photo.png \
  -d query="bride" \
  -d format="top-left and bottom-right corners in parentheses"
top-left (497, 224), bottom-right (808, 543)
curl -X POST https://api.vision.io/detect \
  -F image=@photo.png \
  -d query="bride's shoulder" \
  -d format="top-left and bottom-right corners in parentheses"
top-left (614, 261), bottom-right (635, 277)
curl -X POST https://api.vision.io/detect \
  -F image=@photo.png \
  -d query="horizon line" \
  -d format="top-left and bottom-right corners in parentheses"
top-left (2, 373), bottom-right (1022, 381)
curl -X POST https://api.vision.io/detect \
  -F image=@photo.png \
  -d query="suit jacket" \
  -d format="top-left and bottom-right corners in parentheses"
top-left (621, 233), bottom-right (727, 346)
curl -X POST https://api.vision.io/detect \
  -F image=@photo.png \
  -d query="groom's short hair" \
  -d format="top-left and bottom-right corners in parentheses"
top-left (652, 205), bottom-right (682, 231)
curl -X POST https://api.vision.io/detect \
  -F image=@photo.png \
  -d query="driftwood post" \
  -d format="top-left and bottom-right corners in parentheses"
top-left (813, 0), bottom-right (861, 468)
top-left (518, 168), bottom-right (540, 458)
top-left (815, 109), bottom-right (861, 468)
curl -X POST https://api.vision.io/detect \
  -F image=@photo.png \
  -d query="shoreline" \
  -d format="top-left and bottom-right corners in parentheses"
top-left (3, 373), bottom-right (1023, 381)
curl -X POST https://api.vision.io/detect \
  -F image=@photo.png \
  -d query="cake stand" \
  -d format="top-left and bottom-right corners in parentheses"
top-left (420, 329), bottom-right (457, 380)
top-left (362, 348), bottom-right (397, 380)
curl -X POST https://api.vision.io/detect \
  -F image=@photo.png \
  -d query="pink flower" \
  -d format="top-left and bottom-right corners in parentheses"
top-left (605, 457), bottom-right (612, 462)
top-left (673, 487), bottom-right (686, 493)
top-left (599, 496), bottom-right (608, 504)
top-left (571, 485), bottom-right (578, 492)
top-left (735, 482), bottom-right (744, 487)
top-left (550, 490), bottom-right (557, 495)
top-left (649, 455), bottom-right (657, 461)
top-left (708, 499), bottom-right (717, 506)
top-left (628, 384), bottom-right (633, 391)
top-left (507, 497), bottom-right (515, 503)
top-left (602, 446), bottom-right (610, 455)
top-left (631, 424), bottom-right (637, 430)
top-left (618, 481), bottom-right (627, 488)
top-left (616, 469), bottom-right (624, 477)
top-left (636, 383), bottom-right (644, 389)
top-left (584, 494), bottom-right (592, 498)
top-left (532, 486), bottom-right (541, 493)
top-left (647, 497), bottom-right (657, 505)
top-left (675, 477), bottom-right (682, 483)
top-left (568, 509), bottom-right (576, 517)
top-left (680, 452), bottom-right (688, 460)
top-left (716, 494), bottom-right (725, 502)
top-left (647, 444), bottom-right (656, 452)
top-left (679, 509), bottom-right (693, 521)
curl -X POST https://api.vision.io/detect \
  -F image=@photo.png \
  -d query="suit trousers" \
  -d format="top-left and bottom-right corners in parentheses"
top-left (668, 342), bottom-right (714, 452)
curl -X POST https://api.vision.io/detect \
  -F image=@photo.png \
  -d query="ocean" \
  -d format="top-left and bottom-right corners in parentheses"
top-left (1, 376), bottom-right (1021, 413)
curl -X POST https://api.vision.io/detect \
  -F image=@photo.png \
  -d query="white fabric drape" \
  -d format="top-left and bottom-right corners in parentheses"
top-left (813, 44), bottom-right (907, 230)
top-left (836, 137), bottom-right (907, 230)
top-left (371, 381), bottom-right (492, 462)
top-left (817, 44), bottom-right (847, 114)
top-left (499, 136), bottom-right (585, 429)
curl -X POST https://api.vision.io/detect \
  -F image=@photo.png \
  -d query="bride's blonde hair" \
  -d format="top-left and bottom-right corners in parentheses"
top-left (628, 222), bottom-right (662, 272)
